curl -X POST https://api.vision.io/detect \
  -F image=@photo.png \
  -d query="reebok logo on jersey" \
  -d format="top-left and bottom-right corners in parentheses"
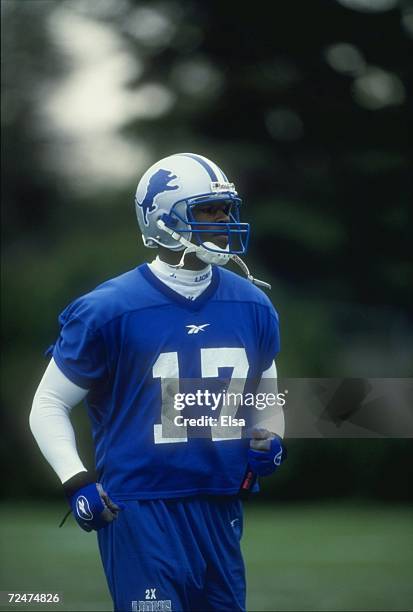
top-left (186, 324), bottom-right (210, 334)
top-left (76, 496), bottom-right (93, 520)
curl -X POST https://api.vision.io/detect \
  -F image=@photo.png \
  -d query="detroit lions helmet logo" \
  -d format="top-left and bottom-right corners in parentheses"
top-left (137, 169), bottom-right (179, 226)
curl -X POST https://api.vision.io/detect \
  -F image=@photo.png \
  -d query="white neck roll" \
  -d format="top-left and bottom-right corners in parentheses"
top-left (148, 256), bottom-right (212, 300)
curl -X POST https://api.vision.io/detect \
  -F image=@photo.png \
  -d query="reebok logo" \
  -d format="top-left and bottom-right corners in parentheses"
top-left (186, 324), bottom-right (210, 335)
top-left (274, 449), bottom-right (283, 466)
top-left (76, 496), bottom-right (93, 520)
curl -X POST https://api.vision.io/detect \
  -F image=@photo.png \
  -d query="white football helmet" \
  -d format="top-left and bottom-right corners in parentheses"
top-left (135, 152), bottom-right (249, 252)
top-left (134, 152), bottom-right (270, 288)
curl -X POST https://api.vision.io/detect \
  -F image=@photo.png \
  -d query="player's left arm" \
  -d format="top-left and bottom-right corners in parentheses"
top-left (248, 360), bottom-right (287, 476)
top-left (252, 360), bottom-right (285, 438)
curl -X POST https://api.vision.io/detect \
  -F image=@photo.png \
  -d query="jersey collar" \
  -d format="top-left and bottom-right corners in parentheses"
top-left (138, 263), bottom-right (220, 311)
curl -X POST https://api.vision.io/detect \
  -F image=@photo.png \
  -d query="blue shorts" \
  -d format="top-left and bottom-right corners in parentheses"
top-left (97, 496), bottom-right (246, 612)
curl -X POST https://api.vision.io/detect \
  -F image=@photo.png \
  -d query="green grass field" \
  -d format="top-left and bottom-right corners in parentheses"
top-left (1, 501), bottom-right (412, 611)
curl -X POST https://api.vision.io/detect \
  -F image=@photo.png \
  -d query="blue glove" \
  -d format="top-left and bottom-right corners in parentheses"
top-left (63, 473), bottom-right (124, 532)
top-left (248, 433), bottom-right (286, 477)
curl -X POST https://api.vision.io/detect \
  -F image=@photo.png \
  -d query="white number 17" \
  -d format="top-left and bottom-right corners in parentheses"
top-left (152, 347), bottom-right (249, 444)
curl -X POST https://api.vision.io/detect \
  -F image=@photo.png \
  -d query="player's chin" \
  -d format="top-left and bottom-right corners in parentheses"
top-left (207, 234), bottom-right (228, 250)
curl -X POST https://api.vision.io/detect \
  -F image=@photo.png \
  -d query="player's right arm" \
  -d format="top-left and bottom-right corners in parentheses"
top-left (30, 358), bottom-right (122, 531)
top-left (30, 358), bottom-right (88, 481)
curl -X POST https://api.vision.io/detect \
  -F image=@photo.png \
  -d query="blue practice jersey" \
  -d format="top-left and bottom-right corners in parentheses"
top-left (49, 264), bottom-right (280, 500)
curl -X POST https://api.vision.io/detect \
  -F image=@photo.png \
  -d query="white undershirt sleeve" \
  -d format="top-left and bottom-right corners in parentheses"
top-left (253, 361), bottom-right (285, 438)
top-left (29, 358), bottom-right (89, 483)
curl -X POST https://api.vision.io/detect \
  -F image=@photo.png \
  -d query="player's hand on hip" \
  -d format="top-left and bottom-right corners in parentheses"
top-left (63, 473), bottom-right (125, 532)
top-left (248, 428), bottom-right (287, 477)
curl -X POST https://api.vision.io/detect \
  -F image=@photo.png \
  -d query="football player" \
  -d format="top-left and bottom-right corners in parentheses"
top-left (30, 153), bottom-right (286, 612)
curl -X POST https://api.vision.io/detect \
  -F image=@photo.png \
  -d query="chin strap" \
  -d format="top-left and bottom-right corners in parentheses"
top-left (156, 220), bottom-right (271, 290)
